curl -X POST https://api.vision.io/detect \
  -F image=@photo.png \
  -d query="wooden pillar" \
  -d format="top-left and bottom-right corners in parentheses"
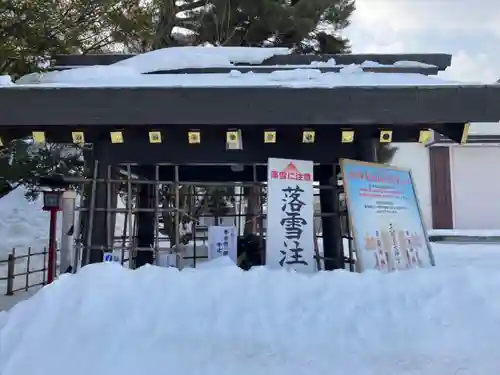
top-left (135, 182), bottom-right (155, 268)
top-left (429, 146), bottom-right (453, 229)
top-left (319, 164), bottom-right (344, 270)
top-left (82, 141), bottom-right (114, 264)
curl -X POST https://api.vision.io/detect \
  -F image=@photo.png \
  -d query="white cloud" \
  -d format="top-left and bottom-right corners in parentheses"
top-left (344, 0), bottom-right (500, 82)
top-left (352, 0), bottom-right (500, 35)
top-left (440, 51), bottom-right (499, 83)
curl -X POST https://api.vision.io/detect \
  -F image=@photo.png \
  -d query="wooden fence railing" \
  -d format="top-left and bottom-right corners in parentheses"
top-left (0, 247), bottom-right (56, 296)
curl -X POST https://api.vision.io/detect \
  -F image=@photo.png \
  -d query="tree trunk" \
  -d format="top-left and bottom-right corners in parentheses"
top-left (153, 0), bottom-right (180, 49)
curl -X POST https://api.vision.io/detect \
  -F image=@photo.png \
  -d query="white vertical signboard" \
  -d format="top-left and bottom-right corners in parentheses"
top-left (266, 158), bottom-right (316, 272)
top-left (208, 226), bottom-right (238, 263)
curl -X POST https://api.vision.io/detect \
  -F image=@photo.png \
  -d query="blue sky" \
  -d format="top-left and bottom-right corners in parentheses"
top-left (344, 0), bottom-right (500, 83)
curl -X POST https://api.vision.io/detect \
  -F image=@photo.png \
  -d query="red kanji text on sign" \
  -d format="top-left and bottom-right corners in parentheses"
top-left (270, 162), bottom-right (311, 181)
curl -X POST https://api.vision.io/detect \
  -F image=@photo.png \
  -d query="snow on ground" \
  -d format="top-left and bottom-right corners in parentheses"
top-left (429, 229), bottom-right (500, 237)
top-left (0, 75), bottom-right (13, 85)
top-left (0, 188), bottom-right (67, 296)
top-left (432, 242), bottom-right (500, 269)
top-left (0, 290), bottom-right (38, 312)
top-left (0, 188), bottom-right (61, 259)
top-left (1, 242), bottom-right (500, 375)
top-left (2, 184), bottom-right (500, 373)
top-left (0, 188), bottom-right (60, 295)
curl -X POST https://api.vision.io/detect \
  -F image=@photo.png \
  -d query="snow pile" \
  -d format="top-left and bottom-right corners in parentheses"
top-left (0, 188), bottom-right (60, 258)
top-left (340, 64), bottom-right (364, 74)
top-left (25, 65), bottom-right (139, 84)
top-left (267, 68), bottom-right (323, 81)
top-left (359, 60), bottom-right (436, 68)
top-left (433, 243), bottom-right (500, 270)
top-left (0, 75), bottom-right (13, 86)
top-left (16, 47), bottom-right (290, 84)
top-left (2, 259), bottom-right (500, 375)
top-left (393, 60), bottom-right (436, 68)
top-left (196, 255), bottom-right (236, 269)
top-left (112, 46), bottom-right (290, 73)
top-left (430, 229), bottom-right (500, 237)
top-left (309, 58), bottom-right (337, 67)
top-left (11, 70), bottom-right (463, 88)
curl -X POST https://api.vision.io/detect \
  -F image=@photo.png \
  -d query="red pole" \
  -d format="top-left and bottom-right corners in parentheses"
top-left (47, 208), bottom-right (58, 284)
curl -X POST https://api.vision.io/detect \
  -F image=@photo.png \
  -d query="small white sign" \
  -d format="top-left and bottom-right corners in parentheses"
top-left (266, 158), bottom-right (316, 273)
top-left (103, 251), bottom-right (121, 263)
top-left (208, 226), bottom-right (238, 263)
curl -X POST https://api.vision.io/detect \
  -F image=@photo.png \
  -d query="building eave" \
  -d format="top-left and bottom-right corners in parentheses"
top-left (1, 85), bottom-right (499, 128)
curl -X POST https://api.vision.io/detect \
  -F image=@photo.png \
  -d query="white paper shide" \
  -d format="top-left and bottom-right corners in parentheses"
top-left (266, 158), bottom-right (316, 272)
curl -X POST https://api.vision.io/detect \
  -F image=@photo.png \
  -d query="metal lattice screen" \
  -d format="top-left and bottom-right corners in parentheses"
top-left (73, 164), bottom-right (355, 271)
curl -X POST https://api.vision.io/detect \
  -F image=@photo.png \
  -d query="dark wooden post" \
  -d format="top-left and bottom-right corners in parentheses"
top-left (6, 253), bottom-right (15, 296)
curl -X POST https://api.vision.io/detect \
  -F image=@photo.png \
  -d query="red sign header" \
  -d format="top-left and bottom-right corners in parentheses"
top-left (270, 162), bottom-right (311, 181)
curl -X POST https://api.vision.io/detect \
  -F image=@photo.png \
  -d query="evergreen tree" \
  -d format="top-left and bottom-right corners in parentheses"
top-left (0, 0), bottom-right (155, 78)
top-left (0, 0), bottom-right (154, 198)
top-left (0, 141), bottom-right (84, 199)
top-left (152, 0), bottom-right (355, 52)
top-left (377, 143), bottom-right (397, 164)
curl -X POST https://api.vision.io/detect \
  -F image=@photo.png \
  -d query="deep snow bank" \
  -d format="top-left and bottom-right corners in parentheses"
top-left (1, 259), bottom-right (500, 375)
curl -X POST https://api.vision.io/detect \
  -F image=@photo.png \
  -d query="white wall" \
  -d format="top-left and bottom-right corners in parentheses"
top-left (469, 122), bottom-right (500, 135)
top-left (389, 143), bottom-right (433, 229)
top-left (384, 124), bottom-right (500, 230)
top-left (450, 146), bottom-right (500, 229)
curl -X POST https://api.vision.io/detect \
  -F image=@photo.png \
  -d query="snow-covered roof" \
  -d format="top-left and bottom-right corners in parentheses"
top-left (111, 46), bottom-right (291, 73)
top-left (12, 69), bottom-right (463, 88)
top-left (5, 46), bottom-right (479, 89)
